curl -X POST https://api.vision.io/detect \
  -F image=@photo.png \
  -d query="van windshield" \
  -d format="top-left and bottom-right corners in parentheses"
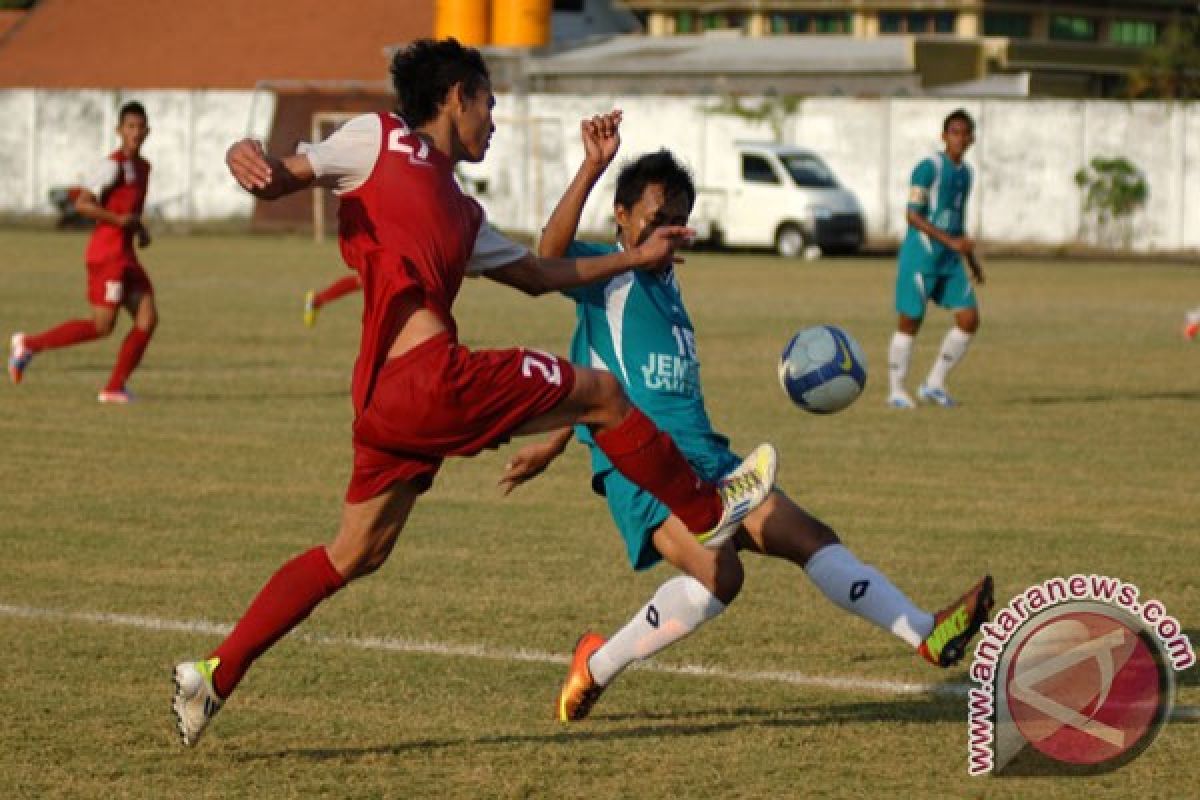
top-left (780, 153), bottom-right (839, 188)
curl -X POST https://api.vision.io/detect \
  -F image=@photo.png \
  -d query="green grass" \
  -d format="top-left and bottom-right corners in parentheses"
top-left (1, 230), bottom-right (1197, 798)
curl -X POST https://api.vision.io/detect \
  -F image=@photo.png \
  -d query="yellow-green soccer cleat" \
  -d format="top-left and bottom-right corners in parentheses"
top-left (919, 575), bottom-right (994, 668)
top-left (695, 443), bottom-right (777, 549)
top-left (303, 290), bottom-right (318, 328)
top-left (172, 658), bottom-right (224, 747)
top-left (556, 632), bottom-right (607, 723)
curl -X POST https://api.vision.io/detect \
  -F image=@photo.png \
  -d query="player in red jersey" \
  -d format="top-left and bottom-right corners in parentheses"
top-left (171, 38), bottom-right (777, 747)
top-left (303, 274), bottom-right (362, 327)
top-left (8, 101), bottom-right (158, 404)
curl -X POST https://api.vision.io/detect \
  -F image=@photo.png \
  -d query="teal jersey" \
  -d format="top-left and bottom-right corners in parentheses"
top-left (563, 241), bottom-right (724, 482)
top-left (901, 151), bottom-right (973, 261)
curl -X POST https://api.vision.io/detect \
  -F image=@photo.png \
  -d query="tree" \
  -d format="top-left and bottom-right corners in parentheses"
top-left (1128, 19), bottom-right (1200, 99)
top-left (1073, 157), bottom-right (1148, 249)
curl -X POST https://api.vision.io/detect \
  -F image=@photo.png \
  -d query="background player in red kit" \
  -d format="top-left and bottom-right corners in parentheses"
top-left (8, 101), bottom-right (158, 404)
top-left (171, 38), bottom-right (776, 747)
top-left (304, 274), bottom-right (362, 327)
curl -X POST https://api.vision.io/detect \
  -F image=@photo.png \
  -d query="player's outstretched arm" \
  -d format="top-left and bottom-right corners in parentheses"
top-left (486, 224), bottom-right (694, 296)
top-left (538, 110), bottom-right (622, 259)
top-left (226, 139), bottom-right (316, 200)
top-left (498, 427), bottom-right (574, 495)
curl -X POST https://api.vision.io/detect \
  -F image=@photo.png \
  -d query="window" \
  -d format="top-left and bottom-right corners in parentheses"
top-left (769, 13), bottom-right (810, 34)
top-left (552, 0), bottom-right (584, 11)
top-left (983, 12), bottom-right (1032, 38)
top-left (703, 12), bottom-right (747, 32)
top-left (1050, 15), bottom-right (1097, 42)
top-left (880, 12), bottom-right (955, 34)
top-left (677, 11), bottom-right (695, 34)
top-left (1110, 20), bottom-right (1157, 47)
top-left (780, 153), bottom-right (838, 189)
top-left (742, 155), bottom-right (781, 185)
top-left (814, 13), bottom-right (850, 34)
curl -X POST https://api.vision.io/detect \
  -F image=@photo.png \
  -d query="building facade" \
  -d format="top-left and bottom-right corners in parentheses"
top-left (618, 1), bottom-right (1199, 95)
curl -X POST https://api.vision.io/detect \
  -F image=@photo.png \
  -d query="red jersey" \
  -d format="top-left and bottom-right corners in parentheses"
top-left (85, 150), bottom-right (150, 265)
top-left (336, 113), bottom-right (484, 412)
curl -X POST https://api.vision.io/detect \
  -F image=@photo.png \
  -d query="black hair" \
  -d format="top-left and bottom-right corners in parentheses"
top-left (390, 38), bottom-right (490, 128)
top-left (944, 108), bottom-right (974, 132)
top-left (118, 101), bottom-right (147, 123)
top-left (614, 149), bottom-right (696, 214)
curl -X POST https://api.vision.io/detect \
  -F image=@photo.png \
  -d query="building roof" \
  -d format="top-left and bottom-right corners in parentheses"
top-left (0, 0), bottom-right (433, 89)
top-left (527, 32), bottom-right (915, 77)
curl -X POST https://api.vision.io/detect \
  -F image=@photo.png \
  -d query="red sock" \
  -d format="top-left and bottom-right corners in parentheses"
top-left (25, 319), bottom-right (100, 352)
top-left (104, 326), bottom-right (153, 391)
top-left (209, 546), bottom-right (346, 698)
top-left (314, 275), bottom-right (362, 308)
top-left (592, 407), bottom-right (722, 533)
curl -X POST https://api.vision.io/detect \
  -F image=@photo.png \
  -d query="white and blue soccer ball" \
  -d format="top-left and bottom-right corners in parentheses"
top-left (778, 325), bottom-right (867, 414)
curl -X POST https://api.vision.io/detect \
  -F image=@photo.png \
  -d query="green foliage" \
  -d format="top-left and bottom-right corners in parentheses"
top-left (1128, 19), bottom-right (1200, 99)
top-left (703, 93), bottom-right (803, 142)
top-left (1073, 156), bottom-right (1148, 248)
top-left (0, 0), bottom-right (35, 9)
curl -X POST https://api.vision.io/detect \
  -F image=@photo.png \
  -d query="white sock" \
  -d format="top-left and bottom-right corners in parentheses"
top-left (924, 327), bottom-right (972, 390)
top-left (804, 544), bottom-right (934, 648)
top-left (888, 332), bottom-right (914, 397)
top-left (588, 575), bottom-right (726, 686)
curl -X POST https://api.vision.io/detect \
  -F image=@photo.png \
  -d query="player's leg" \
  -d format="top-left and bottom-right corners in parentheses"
top-left (559, 512), bottom-right (740, 722)
top-left (1184, 307), bottom-right (1200, 340)
top-left (304, 274), bottom-right (362, 327)
top-left (919, 262), bottom-right (978, 407)
top-left (172, 481), bottom-right (420, 747)
top-left (888, 251), bottom-right (928, 409)
top-left (99, 286), bottom-right (157, 403)
top-left (513, 363), bottom-right (775, 545)
top-left (737, 490), bottom-right (992, 666)
top-left (9, 303), bottom-right (115, 385)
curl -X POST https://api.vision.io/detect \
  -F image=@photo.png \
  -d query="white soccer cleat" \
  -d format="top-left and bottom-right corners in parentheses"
top-left (172, 658), bottom-right (224, 747)
top-left (97, 389), bottom-right (135, 404)
top-left (918, 384), bottom-right (957, 408)
top-left (696, 443), bottom-right (777, 549)
top-left (886, 391), bottom-right (916, 409)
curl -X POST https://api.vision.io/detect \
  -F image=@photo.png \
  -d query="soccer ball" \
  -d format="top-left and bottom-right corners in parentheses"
top-left (778, 325), bottom-right (867, 414)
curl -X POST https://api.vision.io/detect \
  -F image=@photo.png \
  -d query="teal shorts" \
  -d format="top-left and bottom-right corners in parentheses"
top-left (594, 435), bottom-right (743, 571)
top-left (895, 243), bottom-right (977, 320)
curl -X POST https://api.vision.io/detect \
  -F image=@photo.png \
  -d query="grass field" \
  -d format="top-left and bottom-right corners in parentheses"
top-left (1, 229), bottom-right (1197, 799)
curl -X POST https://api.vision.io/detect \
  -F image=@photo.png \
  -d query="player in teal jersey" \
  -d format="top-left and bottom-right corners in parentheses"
top-left (887, 109), bottom-right (985, 409)
top-left (500, 111), bottom-right (993, 722)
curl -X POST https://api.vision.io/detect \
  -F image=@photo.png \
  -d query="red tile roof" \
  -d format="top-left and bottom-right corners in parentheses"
top-left (0, 0), bottom-right (433, 88)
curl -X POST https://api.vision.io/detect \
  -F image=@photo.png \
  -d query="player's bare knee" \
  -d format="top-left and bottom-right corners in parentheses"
top-left (591, 371), bottom-right (631, 428)
top-left (94, 317), bottom-right (117, 337)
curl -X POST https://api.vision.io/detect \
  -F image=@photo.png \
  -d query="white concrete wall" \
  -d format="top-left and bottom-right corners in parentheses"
top-left (0, 89), bottom-right (275, 220)
top-left (460, 95), bottom-right (1200, 252)
top-left (2, 89), bottom-right (1194, 252)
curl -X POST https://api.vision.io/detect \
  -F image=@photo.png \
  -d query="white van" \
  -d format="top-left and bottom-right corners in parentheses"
top-left (691, 142), bottom-right (865, 257)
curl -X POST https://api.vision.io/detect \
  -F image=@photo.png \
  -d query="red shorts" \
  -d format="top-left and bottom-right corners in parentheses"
top-left (346, 332), bottom-right (576, 503)
top-left (87, 258), bottom-right (153, 308)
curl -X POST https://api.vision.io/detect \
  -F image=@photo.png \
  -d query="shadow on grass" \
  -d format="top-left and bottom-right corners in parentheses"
top-left (234, 695), bottom-right (962, 764)
top-left (1025, 390), bottom-right (1200, 405)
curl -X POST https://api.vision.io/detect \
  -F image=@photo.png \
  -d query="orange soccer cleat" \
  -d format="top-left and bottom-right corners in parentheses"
top-left (556, 632), bottom-right (607, 723)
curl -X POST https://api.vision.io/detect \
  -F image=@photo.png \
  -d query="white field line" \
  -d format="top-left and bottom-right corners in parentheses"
top-left (3, 602), bottom-right (1196, 721)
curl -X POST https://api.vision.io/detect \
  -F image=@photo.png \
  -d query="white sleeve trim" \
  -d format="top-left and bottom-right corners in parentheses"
top-left (467, 222), bottom-right (528, 274)
top-left (305, 113), bottom-right (382, 194)
top-left (83, 158), bottom-right (119, 197)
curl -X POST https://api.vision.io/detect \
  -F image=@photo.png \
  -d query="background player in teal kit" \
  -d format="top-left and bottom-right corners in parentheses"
top-left (500, 111), bottom-right (993, 723)
top-left (887, 109), bottom-right (985, 409)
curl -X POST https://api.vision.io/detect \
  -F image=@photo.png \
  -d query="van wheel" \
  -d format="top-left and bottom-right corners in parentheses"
top-left (775, 225), bottom-right (806, 258)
